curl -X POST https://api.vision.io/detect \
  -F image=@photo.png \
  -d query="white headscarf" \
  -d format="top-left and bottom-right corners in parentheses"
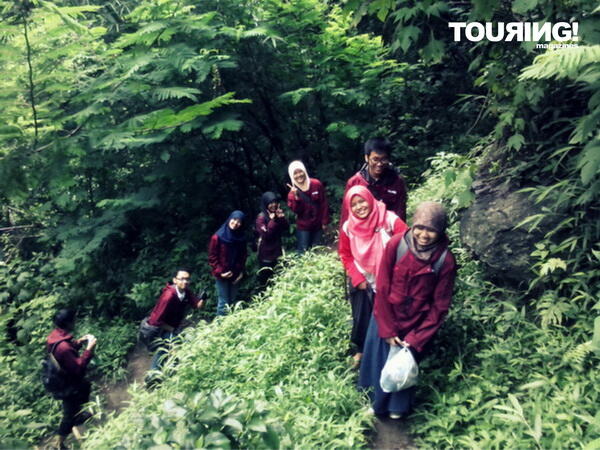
top-left (288, 160), bottom-right (310, 192)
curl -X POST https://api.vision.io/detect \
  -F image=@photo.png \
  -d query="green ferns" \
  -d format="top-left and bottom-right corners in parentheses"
top-left (83, 251), bottom-right (372, 449)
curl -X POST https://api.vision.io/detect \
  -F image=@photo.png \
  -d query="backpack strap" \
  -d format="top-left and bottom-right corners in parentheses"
top-left (48, 339), bottom-right (68, 371)
top-left (395, 233), bottom-right (448, 277)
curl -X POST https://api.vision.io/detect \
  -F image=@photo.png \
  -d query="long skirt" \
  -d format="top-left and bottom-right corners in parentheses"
top-left (358, 314), bottom-right (414, 415)
top-left (349, 284), bottom-right (374, 354)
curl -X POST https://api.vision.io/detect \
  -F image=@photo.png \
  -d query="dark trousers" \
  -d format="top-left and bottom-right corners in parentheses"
top-left (257, 260), bottom-right (277, 290)
top-left (58, 380), bottom-right (91, 436)
top-left (349, 284), bottom-right (374, 354)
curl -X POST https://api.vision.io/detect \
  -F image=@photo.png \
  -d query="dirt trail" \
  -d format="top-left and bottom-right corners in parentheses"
top-left (370, 416), bottom-right (417, 449)
top-left (99, 343), bottom-right (151, 413)
top-left (37, 343), bottom-right (151, 449)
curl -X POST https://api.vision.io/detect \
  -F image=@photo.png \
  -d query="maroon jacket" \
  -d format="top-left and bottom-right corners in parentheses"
top-left (341, 166), bottom-right (407, 223)
top-left (46, 328), bottom-right (93, 382)
top-left (208, 234), bottom-right (247, 280)
top-left (148, 284), bottom-right (201, 329)
top-left (255, 213), bottom-right (288, 262)
top-left (338, 216), bottom-right (408, 288)
top-left (287, 178), bottom-right (330, 231)
top-left (374, 231), bottom-right (456, 353)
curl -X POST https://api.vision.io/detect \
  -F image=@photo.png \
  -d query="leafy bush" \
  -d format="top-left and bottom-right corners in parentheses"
top-left (404, 153), bottom-right (600, 448)
top-left (84, 251), bottom-right (372, 448)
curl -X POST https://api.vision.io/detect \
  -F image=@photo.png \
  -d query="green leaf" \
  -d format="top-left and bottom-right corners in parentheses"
top-left (204, 431), bottom-right (231, 448)
top-left (507, 133), bottom-right (525, 151)
top-left (591, 316), bottom-right (600, 355)
top-left (223, 417), bottom-right (244, 433)
top-left (512, 0), bottom-right (539, 15)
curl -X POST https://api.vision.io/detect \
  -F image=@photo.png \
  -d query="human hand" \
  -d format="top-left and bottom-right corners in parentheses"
top-left (357, 281), bottom-right (368, 290)
top-left (286, 183), bottom-right (299, 198)
top-left (269, 212), bottom-right (276, 220)
top-left (221, 271), bottom-right (233, 279)
top-left (276, 209), bottom-right (285, 218)
top-left (233, 273), bottom-right (243, 285)
top-left (385, 336), bottom-right (403, 347)
top-left (86, 335), bottom-right (97, 351)
top-left (197, 299), bottom-right (205, 309)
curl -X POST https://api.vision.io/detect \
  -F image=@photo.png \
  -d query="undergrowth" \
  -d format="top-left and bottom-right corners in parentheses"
top-left (405, 153), bottom-right (600, 448)
top-left (83, 250), bottom-right (372, 449)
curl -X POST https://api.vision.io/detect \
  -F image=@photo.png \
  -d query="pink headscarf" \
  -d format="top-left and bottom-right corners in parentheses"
top-left (343, 185), bottom-right (391, 277)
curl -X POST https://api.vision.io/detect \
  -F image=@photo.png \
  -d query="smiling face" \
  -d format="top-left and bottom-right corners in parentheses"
top-left (267, 201), bottom-right (279, 213)
top-left (350, 195), bottom-right (371, 219)
top-left (293, 169), bottom-right (306, 186)
top-left (229, 218), bottom-right (242, 230)
top-left (412, 224), bottom-right (440, 247)
top-left (365, 150), bottom-right (390, 180)
top-left (173, 270), bottom-right (191, 291)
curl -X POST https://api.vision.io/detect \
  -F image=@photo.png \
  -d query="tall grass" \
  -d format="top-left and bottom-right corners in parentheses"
top-left (83, 250), bottom-right (373, 449)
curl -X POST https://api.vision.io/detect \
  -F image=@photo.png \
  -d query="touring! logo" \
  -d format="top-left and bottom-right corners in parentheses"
top-left (448, 22), bottom-right (579, 48)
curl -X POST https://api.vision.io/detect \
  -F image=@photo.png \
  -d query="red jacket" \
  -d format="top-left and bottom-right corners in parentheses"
top-left (287, 178), bottom-right (330, 231)
top-left (341, 166), bottom-right (407, 223)
top-left (255, 213), bottom-right (288, 262)
top-left (374, 232), bottom-right (456, 353)
top-left (46, 328), bottom-right (93, 382)
top-left (148, 284), bottom-right (201, 329)
top-left (338, 216), bottom-right (408, 288)
top-left (208, 234), bottom-right (247, 279)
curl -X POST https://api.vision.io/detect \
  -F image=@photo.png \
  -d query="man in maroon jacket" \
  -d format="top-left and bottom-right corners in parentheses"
top-left (46, 308), bottom-right (96, 448)
top-left (147, 268), bottom-right (204, 372)
top-left (341, 137), bottom-right (407, 223)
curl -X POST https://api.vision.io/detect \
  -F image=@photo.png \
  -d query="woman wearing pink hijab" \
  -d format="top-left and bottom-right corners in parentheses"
top-left (338, 185), bottom-right (407, 367)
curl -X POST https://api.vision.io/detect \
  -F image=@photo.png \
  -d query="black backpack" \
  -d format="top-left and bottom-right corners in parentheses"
top-left (41, 340), bottom-right (72, 399)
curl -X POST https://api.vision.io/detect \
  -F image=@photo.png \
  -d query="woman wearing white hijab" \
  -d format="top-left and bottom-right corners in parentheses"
top-left (286, 160), bottom-right (330, 253)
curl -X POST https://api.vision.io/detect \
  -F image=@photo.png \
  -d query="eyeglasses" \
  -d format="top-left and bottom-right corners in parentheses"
top-left (176, 277), bottom-right (191, 283)
top-left (369, 156), bottom-right (390, 166)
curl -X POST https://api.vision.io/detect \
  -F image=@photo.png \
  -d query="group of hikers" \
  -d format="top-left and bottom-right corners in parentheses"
top-left (45, 137), bottom-right (456, 447)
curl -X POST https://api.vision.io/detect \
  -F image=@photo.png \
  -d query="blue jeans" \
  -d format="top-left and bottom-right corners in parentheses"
top-left (150, 329), bottom-right (175, 371)
top-left (296, 229), bottom-right (323, 253)
top-left (215, 279), bottom-right (240, 316)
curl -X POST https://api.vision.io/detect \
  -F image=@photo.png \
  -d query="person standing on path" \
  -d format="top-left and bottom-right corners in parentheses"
top-left (46, 309), bottom-right (96, 449)
top-left (255, 191), bottom-right (289, 290)
top-left (286, 160), bottom-right (330, 253)
top-left (359, 202), bottom-right (456, 419)
top-left (208, 210), bottom-right (248, 315)
top-left (146, 269), bottom-right (205, 372)
top-left (341, 137), bottom-right (407, 224)
top-left (338, 186), bottom-right (407, 368)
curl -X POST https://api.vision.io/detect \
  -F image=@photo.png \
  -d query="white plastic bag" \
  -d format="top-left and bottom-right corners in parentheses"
top-left (380, 345), bottom-right (419, 393)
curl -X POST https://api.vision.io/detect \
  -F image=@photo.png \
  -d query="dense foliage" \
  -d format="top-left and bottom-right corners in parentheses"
top-left (0, 0), bottom-right (599, 447)
top-left (83, 251), bottom-right (372, 448)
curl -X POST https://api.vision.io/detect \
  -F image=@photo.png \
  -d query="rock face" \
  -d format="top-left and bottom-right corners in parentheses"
top-left (460, 182), bottom-right (538, 284)
top-left (459, 146), bottom-right (558, 286)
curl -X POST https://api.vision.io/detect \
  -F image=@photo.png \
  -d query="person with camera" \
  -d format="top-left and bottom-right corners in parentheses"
top-left (46, 308), bottom-right (96, 449)
top-left (146, 269), bottom-right (205, 372)
top-left (255, 191), bottom-right (289, 290)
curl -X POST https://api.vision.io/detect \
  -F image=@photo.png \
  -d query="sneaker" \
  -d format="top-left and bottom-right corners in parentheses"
top-left (389, 412), bottom-right (402, 419)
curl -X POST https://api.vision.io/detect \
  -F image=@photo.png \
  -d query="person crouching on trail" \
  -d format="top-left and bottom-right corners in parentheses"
top-left (147, 269), bottom-right (204, 372)
top-left (46, 308), bottom-right (96, 449)
top-left (338, 186), bottom-right (406, 369)
top-left (208, 211), bottom-right (248, 316)
top-left (286, 160), bottom-right (330, 253)
top-left (359, 201), bottom-right (456, 419)
top-left (255, 191), bottom-right (289, 290)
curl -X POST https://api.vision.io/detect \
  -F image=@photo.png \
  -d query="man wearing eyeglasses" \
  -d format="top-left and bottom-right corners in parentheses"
top-left (146, 269), bottom-right (205, 372)
top-left (341, 137), bottom-right (407, 223)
